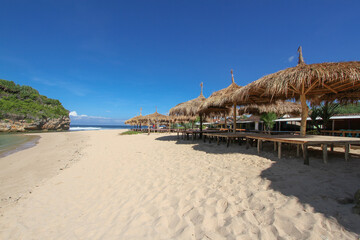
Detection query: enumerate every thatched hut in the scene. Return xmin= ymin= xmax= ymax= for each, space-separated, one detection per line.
xmin=198 ymin=70 xmax=242 ymax=132
xmin=169 ymin=83 xmax=207 ymax=132
xmin=125 ymin=108 xmax=144 ymax=128
xmin=232 ymin=47 xmax=360 ymax=136
xmin=140 ymin=108 xmax=170 ymax=134
xmin=238 ymin=101 xmax=301 ymax=116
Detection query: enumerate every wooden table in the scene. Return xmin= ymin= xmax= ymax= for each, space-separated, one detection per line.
xmin=182 ymin=130 xmax=222 ymax=141
xmin=203 ymin=132 xmax=257 ymax=147
xmin=246 ymin=134 xmax=360 ymax=165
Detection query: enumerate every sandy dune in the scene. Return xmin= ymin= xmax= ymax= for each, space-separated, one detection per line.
xmin=0 ymin=130 xmax=359 ymax=239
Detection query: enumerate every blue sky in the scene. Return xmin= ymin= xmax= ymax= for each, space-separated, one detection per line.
xmin=1 ymin=1 xmax=359 ymax=124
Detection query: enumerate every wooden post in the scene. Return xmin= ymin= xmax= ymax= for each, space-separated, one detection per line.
xmin=246 ymin=138 xmax=250 ymax=149
xmin=296 ymin=144 xmax=300 ymax=157
xmin=322 ymin=144 xmax=328 ymax=164
xmin=227 ymin=137 xmax=230 ymax=147
xmin=278 ymin=142 xmax=282 ymax=159
xmin=217 ymin=137 xmax=220 ymax=145
xmin=300 ymin=94 xmax=308 ymax=136
xmin=273 ymin=142 xmax=277 ymax=151
xmin=345 ymin=144 xmax=350 ymax=162
xmin=200 ymin=115 xmax=203 ymax=139
xmin=224 ymin=113 xmax=227 ymax=130
xmin=302 ymin=144 xmax=309 ymax=165
xmin=257 ymin=140 xmax=261 ymax=153
xmin=233 ymin=102 xmax=237 ymax=133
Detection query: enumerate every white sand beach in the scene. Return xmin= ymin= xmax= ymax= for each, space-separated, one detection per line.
xmin=0 ymin=129 xmax=359 ymax=239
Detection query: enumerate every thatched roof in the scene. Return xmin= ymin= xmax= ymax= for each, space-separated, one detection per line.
xmin=238 ymin=101 xmax=301 ymax=116
xmin=125 ymin=114 xmax=144 ymax=125
xmin=198 ymin=70 xmax=242 ymax=114
xmin=140 ymin=110 xmax=169 ymax=124
xmin=170 ymin=115 xmax=197 ymax=123
xmin=232 ymin=56 xmax=360 ymax=104
xmin=169 ymin=83 xmax=206 ymax=117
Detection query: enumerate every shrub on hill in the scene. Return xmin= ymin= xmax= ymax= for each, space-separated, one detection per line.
xmin=0 ymin=79 xmax=69 ymax=120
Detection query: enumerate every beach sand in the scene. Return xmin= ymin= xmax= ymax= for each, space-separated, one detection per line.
xmin=0 ymin=129 xmax=359 ymax=239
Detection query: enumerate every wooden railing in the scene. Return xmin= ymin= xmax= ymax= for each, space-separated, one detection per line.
xmin=320 ymin=130 xmax=360 ymax=137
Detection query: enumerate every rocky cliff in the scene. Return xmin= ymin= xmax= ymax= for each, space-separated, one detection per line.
xmin=0 ymin=116 xmax=70 ymax=132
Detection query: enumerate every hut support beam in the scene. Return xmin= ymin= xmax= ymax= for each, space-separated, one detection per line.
xmin=200 ymin=115 xmax=203 ymax=139
xmin=300 ymin=94 xmax=308 ymax=136
xmin=233 ymin=102 xmax=237 ymax=133
xmin=224 ymin=113 xmax=227 ymax=130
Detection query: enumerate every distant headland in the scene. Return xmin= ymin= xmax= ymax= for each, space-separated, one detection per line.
xmin=0 ymin=79 xmax=70 ymax=132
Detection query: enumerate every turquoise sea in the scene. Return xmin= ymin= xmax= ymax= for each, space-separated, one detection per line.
xmin=0 ymin=134 xmax=39 ymax=158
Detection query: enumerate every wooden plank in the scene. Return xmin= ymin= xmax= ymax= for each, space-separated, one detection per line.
xmin=322 ymin=144 xmax=328 ymax=164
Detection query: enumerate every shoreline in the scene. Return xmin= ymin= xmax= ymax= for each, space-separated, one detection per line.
xmin=0 ymin=134 xmax=40 ymax=158
xmin=0 ymin=129 xmax=359 ymax=239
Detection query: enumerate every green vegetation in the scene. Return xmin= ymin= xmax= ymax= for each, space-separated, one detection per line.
xmin=310 ymin=102 xmax=339 ymax=131
xmin=260 ymin=112 xmax=277 ymax=131
xmin=336 ymin=103 xmax=360 ymax=114
xmin=120 ymin=130 xmax=143 ymax=135
xmin=0 ymin=79 xmax=69 ymax=120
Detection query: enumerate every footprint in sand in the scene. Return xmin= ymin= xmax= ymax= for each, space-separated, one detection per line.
xmin=216 ymin=199 xmax=228 ymax=214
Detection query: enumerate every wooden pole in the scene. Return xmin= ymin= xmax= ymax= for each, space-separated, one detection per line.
xmin=200 ymin=115 xmax=203 ymax=138
xmin=300 ymin=94 xmax=308 ymax=136
xmin=233 ymin=102 xmax=237 ymax=133
xmin=224 ymin=113 xmax=227 ymax=130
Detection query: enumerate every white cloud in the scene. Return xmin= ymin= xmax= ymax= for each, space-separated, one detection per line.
xmin=288 ymin=55 xmax=295 ymax=62
xmin=69 ymin=111 xmax=88 ymax=117
xmin=69 ymin=111 xmax=78 ymax=117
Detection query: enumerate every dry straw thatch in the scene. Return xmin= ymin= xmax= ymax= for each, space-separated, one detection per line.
xmin=141 ymin=109 xmax=169 ymax=124
xmin=169 ymin=83 xmax=206 ymax=117
xmin=198 ymin=70 xmax=242 ymax=114
xmin=232 ymin=46 xmax=360 ymax=136
xmin=238 ymin=101 xmax=301 ymax=116
xmin=125 ymin=108 xmax=144 ymax=125
xmin=198 ymin=70 xmax=242 ymax=132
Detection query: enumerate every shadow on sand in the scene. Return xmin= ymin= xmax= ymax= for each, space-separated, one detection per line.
xmin=156 ymin=135 xmax=360 ymax=234
xmin=155 ymin=135 xmax=250 ymax=154
xmin=260 ymin=148 xmax=360 ymax=234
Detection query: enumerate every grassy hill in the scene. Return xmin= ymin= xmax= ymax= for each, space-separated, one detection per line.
xmin=0 ymin=79 xmax=69 ymax=120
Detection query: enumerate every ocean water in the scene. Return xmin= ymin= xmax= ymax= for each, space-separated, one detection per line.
xmin=0 ymin=134 xmax=40 ymax=158
xmin=69 ymin=125 xmax=135 ymax=131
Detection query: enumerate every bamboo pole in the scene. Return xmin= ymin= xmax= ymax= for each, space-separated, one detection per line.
xmin=200 ymin=115 xmax=203 ymax=138
xmin=233 ymin=102 xmax=237 ymax=133
xmin=300 ymin=94 xmax=308 ymax=136
xmin=224 ymin=113 xmax=227 ymax=130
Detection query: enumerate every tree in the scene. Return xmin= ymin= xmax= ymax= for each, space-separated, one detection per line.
xmin=310 ymin=102 xmax=339 ymax=132
xmin=260 ymin=112 xmax=277 ymax=131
